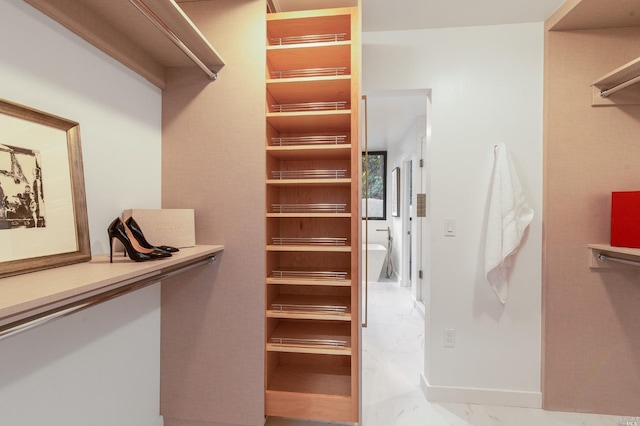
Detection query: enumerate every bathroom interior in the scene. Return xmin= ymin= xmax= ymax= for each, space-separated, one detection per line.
xmin=361 ymin=90 xmax=428 ymax=309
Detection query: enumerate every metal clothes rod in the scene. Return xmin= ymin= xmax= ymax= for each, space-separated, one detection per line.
xmin=599 ymin=74 xmax=640 ymax=98
xmin=0 ymin=254 xmax=216 ymax=342
xmin=597 ymin=253 xmax=640 ymax=267
xmin=129 ymin=0 xmax=218 ymax=81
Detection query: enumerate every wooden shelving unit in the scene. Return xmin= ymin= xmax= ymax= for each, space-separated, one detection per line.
xmin=264 ymin=7 xmax=360 ymax=423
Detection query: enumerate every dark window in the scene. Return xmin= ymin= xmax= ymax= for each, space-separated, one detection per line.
xmin=362 ymin=151 xmax=387 ymax=220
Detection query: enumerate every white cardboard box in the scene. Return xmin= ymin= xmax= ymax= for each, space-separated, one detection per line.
xmin=122 ymin=209 xmax=195 ymax=248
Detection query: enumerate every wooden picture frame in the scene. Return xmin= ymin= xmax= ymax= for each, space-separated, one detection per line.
xmin=0 ymin=99 xmax=90 ymax=278
xmin=391 ymin=166 xmax=400 ymax=217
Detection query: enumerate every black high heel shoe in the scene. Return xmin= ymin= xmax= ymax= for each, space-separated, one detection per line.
xmin=125 ymin=217 xmax=180 ymax=253
xmin=107 ymin=217 xmax=173 ymax=263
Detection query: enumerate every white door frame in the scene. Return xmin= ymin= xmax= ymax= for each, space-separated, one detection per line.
xmin=401 ymin=158 xmax=414 ymax=288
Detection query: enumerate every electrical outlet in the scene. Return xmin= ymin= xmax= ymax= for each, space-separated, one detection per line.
xmin=444 ymin=328 xmax=455 ymax=348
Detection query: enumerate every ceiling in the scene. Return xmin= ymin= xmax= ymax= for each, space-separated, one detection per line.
xmin=273 ymin=0 xmax=566 ymax=32
xmin=271 ymin=0 xmax=567 ymax=150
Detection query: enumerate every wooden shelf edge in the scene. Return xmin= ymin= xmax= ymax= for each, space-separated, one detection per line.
xmin=266 ymin=144 xmax=352 ymax=152
xmin=588 ymin=243 xmax=640 ymax=268
xmin=545 ymin=0 xmax=640 ymax=31
xmin=592 ymin=57 xmax=640 ymax=87
xmin=265 ymin=389 xmax=355 ymax=423
xmin=267 ymin=6 xmax=358 ymax=21
xmin=266 ymin=278 xmax=352 ymax=287
xmin=267 ymin=309 xmax=351 ymax=321
xmin=544 ymin=0 xmax=582 ymax=31
xmin=267 ymin=110 xmax=352 ymax=119
xmin=266 ymin=213 xmax=352 ymax=218
xmin=266 ymin=145 xmax=352 ymax=161
xmin=267 ymin=75 xmax=351 ymax=85
xmin=266 ymin=343 xmax=351 ymax=356
xmin=24 ymin=0 xmax=225 ymax=89
xmin=266 ymin=179 xmax=352 ymax=186
xmin=267 ymin=40 xmax=351 ymax=51
xmin=0 ymin=245 xmax=224 ymax=327
xmin=590 ymin=57 xmax=640 ymax=106
xmin=266 ymin=245 xmax=351 ymax=252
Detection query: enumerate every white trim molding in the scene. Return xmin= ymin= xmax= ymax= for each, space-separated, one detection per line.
xmin=420 ymin=374 xmax=542 ymax=409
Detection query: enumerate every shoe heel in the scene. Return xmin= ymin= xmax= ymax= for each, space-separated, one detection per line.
xmin=107 ymin=217 xmax=172 ymax=263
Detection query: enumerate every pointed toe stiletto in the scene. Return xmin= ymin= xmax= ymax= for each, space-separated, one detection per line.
xmin=125 ymin=216 xmax=180 ymax=253
xmin=107 ymin=217 xmax=173 ymax=263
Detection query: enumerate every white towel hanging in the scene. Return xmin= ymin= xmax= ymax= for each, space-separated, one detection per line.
xmin=484 ymin=143 xmax=533 ymax=304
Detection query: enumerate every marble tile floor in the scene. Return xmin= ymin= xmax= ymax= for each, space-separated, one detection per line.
xmin=265 ymin=280 xmax=628 ymax=426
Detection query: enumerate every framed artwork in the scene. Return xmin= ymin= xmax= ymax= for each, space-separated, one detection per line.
xmin=0 ymin=98 xmax=90 ymax=278
xmin=391 ymin=166 xmax=400 ymax=217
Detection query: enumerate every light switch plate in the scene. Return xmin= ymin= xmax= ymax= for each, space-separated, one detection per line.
xmin=444 ymin=217 xmax=456 ymax=236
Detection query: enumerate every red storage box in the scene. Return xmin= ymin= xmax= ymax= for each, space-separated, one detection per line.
xmin=611 ymin=191 xmax=640 ymax=248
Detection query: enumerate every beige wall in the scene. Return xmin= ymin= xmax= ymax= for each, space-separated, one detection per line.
xmin=543 ymin=26 xmax=640 ymax=415
xmin=160 ymin=1 xmax=266 ymax=425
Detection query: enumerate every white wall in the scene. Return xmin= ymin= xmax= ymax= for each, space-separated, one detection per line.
xmin=0 ymin=1 xmax=163 ymax=424
xmin=363 ymin=23 xmax=543 ymax=406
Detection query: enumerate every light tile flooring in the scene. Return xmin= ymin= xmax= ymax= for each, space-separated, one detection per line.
xmin=266 ymin=280 xmax=629 ymax=426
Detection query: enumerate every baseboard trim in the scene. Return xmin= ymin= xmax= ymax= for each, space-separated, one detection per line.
xmin=420 ymin=374 xmax=542 ymax=408
xmin=412 ymin=298 xmax=426 ymax=319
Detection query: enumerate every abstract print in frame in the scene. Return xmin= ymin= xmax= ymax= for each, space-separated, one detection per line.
xmin=0 ymin=98 xmax=90 ymax=278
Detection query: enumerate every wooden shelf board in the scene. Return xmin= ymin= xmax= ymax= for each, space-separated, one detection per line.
xmin=267 ymin=76 xmax=351 ymax=104
xmin=267 ymin=43 xmax=351 ymax=73
xmin=588 ymin=243 xmax=640 ymax=268
xmin=266 ymin=144 xmax=351 ymax=160
xmin=24 ymin=0 xmax=225 ymax=88
xmin=266 ymin=213 xmax=352 ymax=218
xmin=267 ymin=294 xmax=351 ymax=321
xmin=593 ymin=57 xmax=640 ymax=88
xmin=267 ymin=9 xmax=352 ymax=40
xmin=266 ymin=386 xmax=353 ymax=422
xmin=266 ymin=178 xmax=352 ymax=187
xmin=0 ymin=245 xmax=224 ymax=327
xmin=266 ymin=245 xmax=352 ymax=253
xmin=267 ymin=110 xmax=352 ymax=133
xmin=266 ymin=277 xmax=352 ymax=287
xmin=267 ymin=311 xmax=350 ymax=321
xmin=591 ymin=56 xmax=640 ymax=106
xmin=589 ymin=243 xmax=640 ymax=256
xmin=268 ymin=320 xmax=352 ymax=355
xmin=267 ymin=343 xmax=351 ymax=356
xmin=546 ymin=0 xmax=640 ymax=31
xmin=266 ymin=364 xmax=351 ymax=395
